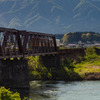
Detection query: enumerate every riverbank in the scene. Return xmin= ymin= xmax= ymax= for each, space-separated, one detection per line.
xmin=74 ymin=65 xmax=100 ymax=80
xmin=27 ymin=46 xmax=100 ymax=81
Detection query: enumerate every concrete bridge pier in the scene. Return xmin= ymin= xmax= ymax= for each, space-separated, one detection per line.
xmin=40 ymin=55 xmax=61 ymax=68
xmin=0 ymin=58 xmax=29 ymax=89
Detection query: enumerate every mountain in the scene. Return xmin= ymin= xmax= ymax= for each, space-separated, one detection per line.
xmin=0 ymin=0 xmax=100 ymax=34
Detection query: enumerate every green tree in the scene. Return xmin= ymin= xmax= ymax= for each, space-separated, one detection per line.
xmin=85 ymin=46 xmax=97 ymax=60
xmin=81 ymin=33 xmax=87 ymax=42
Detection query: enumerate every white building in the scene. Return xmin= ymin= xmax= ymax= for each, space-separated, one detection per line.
xmin=56 ymin=39 xmax=60 ymax=47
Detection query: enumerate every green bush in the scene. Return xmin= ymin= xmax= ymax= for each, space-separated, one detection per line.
xmin=85 ymin=46 xmax=97 ymax=56
xmin=0 ymin=87 xmax=29 ymax=100
xmin=85 ymin=46 xmax=99 ymax=61
xmin=62 ymin=58 xmax=74 ymax=69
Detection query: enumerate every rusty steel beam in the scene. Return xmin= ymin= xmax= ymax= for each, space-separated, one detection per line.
xmin=1 ymin=32 xmax=9 ymax=56
xmin=0 ymin=27 xmax=57 ymax=59
xmin=16 ymin=31 xmax=23 ymax=54
xmin=0 ymin=27 xmax=54 ymax=37
xmin=53 ymin=35 xmax=57 ymax=51
xmin=0 ymin=27 xmax=17 ymax=33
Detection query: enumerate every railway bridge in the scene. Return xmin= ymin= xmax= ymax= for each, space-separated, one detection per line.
xmin=0 ymin=27 xmax=60 ymax=88
xmin=0 ymin=27 xmax=57 ymax=59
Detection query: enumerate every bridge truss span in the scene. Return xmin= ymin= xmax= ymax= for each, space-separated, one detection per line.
xmin=0 ymin=27 xmax=57 ymax=59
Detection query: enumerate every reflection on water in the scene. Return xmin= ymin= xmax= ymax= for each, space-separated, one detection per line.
xmin=15 ymin=81 xmax=100 ymax=100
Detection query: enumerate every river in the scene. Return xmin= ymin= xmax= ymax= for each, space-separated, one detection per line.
xmin=17 ymin=81 xmax=100 ymax=100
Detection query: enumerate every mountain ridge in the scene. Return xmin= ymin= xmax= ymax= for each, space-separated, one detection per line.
xmin=0 ymin=0 xmax=100 ymax=34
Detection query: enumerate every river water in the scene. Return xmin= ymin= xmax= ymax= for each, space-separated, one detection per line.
xmin=19 ymin=81 xmax=100 ymax=100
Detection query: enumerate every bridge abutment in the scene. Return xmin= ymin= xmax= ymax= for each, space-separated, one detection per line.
xmin=0 ymin=58 xmax=29 ymax=89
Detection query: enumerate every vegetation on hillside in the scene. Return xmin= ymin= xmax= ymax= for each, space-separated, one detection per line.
xmin=62 ymin=32 xmax=100 ymax=44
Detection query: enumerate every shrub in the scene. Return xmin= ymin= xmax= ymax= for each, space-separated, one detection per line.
xmin=0 ymin=87 xmax=29 ymax=100
xmin=85 ymin=46 xmax=96 ymax=56
xmin=85 ymin=46 xmax=98 ymax=61
xmin=0 ymin=87 xmax=21 ymax=100
xmin=62 ymin=58 xmax=74 ymax=69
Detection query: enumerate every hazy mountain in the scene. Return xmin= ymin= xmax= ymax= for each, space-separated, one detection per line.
xmin=0 ymin=0 xmax=100 ymax=34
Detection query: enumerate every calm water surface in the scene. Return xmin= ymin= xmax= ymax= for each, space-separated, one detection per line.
xmin=20 ymin=81 xmax=100 ymax=100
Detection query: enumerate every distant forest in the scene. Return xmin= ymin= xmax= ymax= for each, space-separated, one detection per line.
xmin=55 ymin=32 xmax=100 ymax=44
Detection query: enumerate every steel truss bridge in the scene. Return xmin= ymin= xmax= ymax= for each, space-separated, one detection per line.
xmin=0 ymin=27 xmax=57 ymax=59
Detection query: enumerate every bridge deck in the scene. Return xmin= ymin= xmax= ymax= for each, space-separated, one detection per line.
xmin=0 ymin=52 xmax=57 ymax=59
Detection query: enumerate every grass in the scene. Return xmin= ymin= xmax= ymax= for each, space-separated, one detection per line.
xmin=73 ymin=47 xmax=100 ymax=78
xmin=74 ymin=64 xmax=100 ymax=78
xmin=59 ymin=47 xmax=68 ymax=49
